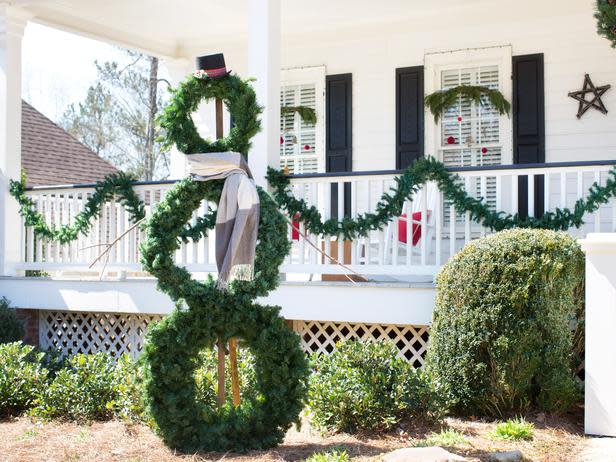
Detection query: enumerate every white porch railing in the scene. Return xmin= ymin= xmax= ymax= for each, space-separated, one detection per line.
xmin=18 ymin=160 xmax=616 ymax=278
xmin=19 ymin=180 xmax=217 ymax=274
xmin=282 ymin=160 xmax=616 ymax=277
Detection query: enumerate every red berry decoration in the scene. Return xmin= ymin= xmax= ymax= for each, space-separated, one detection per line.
xmin=280 ymin=136 xmax=284 ymax=145
xmin=457 ymin=116 xmax=462 ymax=122
xmin=481 ymin=147 xmax=488 ymax=154
xmin=303 ymin=144 xmax=311 ymax=151
xmin=447 ymin=136 xmax=456 ymax=145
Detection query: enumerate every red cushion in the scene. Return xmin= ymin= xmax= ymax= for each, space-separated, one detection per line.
xmin=397 ymin=211 xmax=424 ymax=246
xmin=291 ymin=213 xmax=301 ymax=241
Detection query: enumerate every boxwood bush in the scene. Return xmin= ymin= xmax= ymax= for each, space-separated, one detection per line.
xmin=308 ymin=340 xmax=444 ymax=433
xmin=426 ymin=229 xmax=584 ymax=416
xmin=33 ymin=352 xmax=144 ymax=422
xmin=0 ymin=297 xmax=24 ymax=344
xmin=0 ymin=342 xmax=47 ymax=416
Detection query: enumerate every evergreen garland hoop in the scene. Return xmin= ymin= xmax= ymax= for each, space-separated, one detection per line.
xmin=424 ymin=85 xmax=511 ymax=122
xmin=140 ymin=73 xmax=309 ymax=452
xmin=140 ymin=178 xmax=308 ymax=452
xmin=159 ymin=74 xmax=262 ymax=155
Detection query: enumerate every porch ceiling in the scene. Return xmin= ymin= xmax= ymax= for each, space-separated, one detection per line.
xmin=15 ymin=0 xmax=502 ymax=59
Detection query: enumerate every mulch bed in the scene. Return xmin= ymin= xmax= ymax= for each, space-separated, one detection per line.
xmin=0 ymin=410 xmax=586 ymax=462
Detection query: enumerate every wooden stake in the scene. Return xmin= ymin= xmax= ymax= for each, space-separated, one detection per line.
xmin=214 ymin=97 xmax=241 ymax=407
xmin=229 ymin=338 xmax=241 ymax=407
xmin=215 ymin=98 xmax=224 ymax=140
xmin=216 ymin=339 xmax=226 ymax=408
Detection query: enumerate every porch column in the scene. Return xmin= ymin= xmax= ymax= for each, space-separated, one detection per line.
xmin=247 ymin=0 xmax=281 ymax=187
xmin=164 ymin=58 xmax=192 ymax=179
xmin=580 ymin=233 xmax=616 ymax=437
xmin=0 ymin=6 xmax=27 ymax=276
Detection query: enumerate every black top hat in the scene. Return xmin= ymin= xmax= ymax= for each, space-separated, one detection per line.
xmin=194 ymin=53 xmax=231 ymax=79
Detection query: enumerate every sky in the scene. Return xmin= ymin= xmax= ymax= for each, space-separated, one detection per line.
xmin=22 ymin=22 xmax=127 ymax=122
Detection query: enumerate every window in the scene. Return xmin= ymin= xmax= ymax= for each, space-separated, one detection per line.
xmin=424 ymin=46 xmax=512 ymax=225
xmin=280 ymin=84 xmax=318 ymax=173
xmin=440 ymin=66 xmax=502 ymax=212
xmin=440 ymin=66 xmax=502 ymax=169
xmin=280 ymin=67 xmax=325 ymax=174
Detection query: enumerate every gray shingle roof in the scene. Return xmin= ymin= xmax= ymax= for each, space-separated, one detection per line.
xmin=21 ymin=101 xmax=118 ymax=187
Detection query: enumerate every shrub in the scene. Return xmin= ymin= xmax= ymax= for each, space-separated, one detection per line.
xmin=107 ymin=354 xmax=145 ymax=422
xmin=0 ymin=342 xmax=47 ymax=416
xmin=308 ymin=340 xmax=444 ymax=433
xmin=33 ymin=353 xmax=143 ymax=421
xmin=0 ymin=297 xmax=24 ymax=344
xmin=426 ymin=229 xmax=583 ymax=416
xmin=490 ymin=418 xmax=534 ymax=441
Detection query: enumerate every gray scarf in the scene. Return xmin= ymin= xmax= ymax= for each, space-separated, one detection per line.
xmin=187 ymin=152 xmax=260 ymax=289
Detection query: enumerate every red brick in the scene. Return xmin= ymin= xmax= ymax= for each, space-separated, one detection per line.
xmin=14 ymin=309 xmax=39 ymax=347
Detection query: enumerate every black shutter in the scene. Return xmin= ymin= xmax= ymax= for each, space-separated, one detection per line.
xmin=396 ymin=66 xmax=424 ymax=169
xmin=326 ymin=73 xmax=352 ymax=218
xmin=513 ymin=53 xmax=545 ymax=218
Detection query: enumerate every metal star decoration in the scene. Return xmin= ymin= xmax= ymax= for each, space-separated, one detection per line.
xmin=568 ymin=74 xmax=611 ymax=119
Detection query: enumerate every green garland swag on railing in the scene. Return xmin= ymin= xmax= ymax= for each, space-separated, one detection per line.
xmin=267 ymin=157 xmax=616 ymax=240
xmin=9 ymin=172 xmax=145 ymax=244
xmin=424 ymin=85 xmax=511 ymax=122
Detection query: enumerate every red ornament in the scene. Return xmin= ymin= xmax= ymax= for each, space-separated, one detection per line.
xmin=481 ymin=147 xmax=488 ymax=154
xmin=280 ymin=136 xmax=284 ymax=145
xmin=457 ymin=116 xmax=462 ymax=122
xmin=303 ymin=144 xmax=311 ymax=151
xmin=447 ymin=136 xmax=456 ymax=145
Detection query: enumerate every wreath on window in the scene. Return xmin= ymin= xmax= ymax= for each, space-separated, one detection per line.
xmin=424 ymin=85 xmax=511 ymax=122
xmin=142 ymin=73 xmax=309 ymax=452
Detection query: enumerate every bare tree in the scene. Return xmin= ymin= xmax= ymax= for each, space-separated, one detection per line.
xmin=61 ymin=51 xmax=169 ymax=180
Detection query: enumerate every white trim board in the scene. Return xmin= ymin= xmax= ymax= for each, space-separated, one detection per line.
xmin=0 ymin=277 xmax=434 ymax=326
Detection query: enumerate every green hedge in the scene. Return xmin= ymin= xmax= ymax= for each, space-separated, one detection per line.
xmin=33 ymin=353 xmax=143 ymax=422
xmin=308 ymin=340 xmax=444 ymax=432
xmin=0 ymin=343 xmax=144 ymax=422
xmin=0 ymin=297 xmax=24 ymax=344
xmin=0 ymin=342 xmax=47 ymax=416
xmin=426 ymin=229 xmax=584 ymax=416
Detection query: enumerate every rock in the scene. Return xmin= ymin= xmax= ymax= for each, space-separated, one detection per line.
xmin=382 ymin=446 xmax=467 ymax=462
xmin=486 ymin=450 xmax=523 ymax=462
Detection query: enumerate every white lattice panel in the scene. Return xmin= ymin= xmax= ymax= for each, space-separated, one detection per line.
xmin=296 ymin=320 xmax=429 ymax=367
xmin=39 ymin=311 xmax=163 ymax=358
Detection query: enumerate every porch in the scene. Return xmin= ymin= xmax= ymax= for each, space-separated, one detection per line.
xmin=12 ymin=159 xmax=616 ymax=279
xmin=0 ymin=0 xmax=614 ymax=366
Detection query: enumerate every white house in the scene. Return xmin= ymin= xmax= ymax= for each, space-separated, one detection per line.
xmin=1 ymin=0 xmax=616 ymax=371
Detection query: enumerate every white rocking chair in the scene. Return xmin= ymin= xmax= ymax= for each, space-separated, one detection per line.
xmin=383 ymin=183 xmax=438 ymax=265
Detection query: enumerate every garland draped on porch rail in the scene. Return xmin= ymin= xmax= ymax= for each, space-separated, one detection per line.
xmin=10 ymin=158 xmax=616 ymax=244
xmin=266 ymin=157 xmax=616 ymax=240
xmin=9 ymin=172 xmax=145 ymax=244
